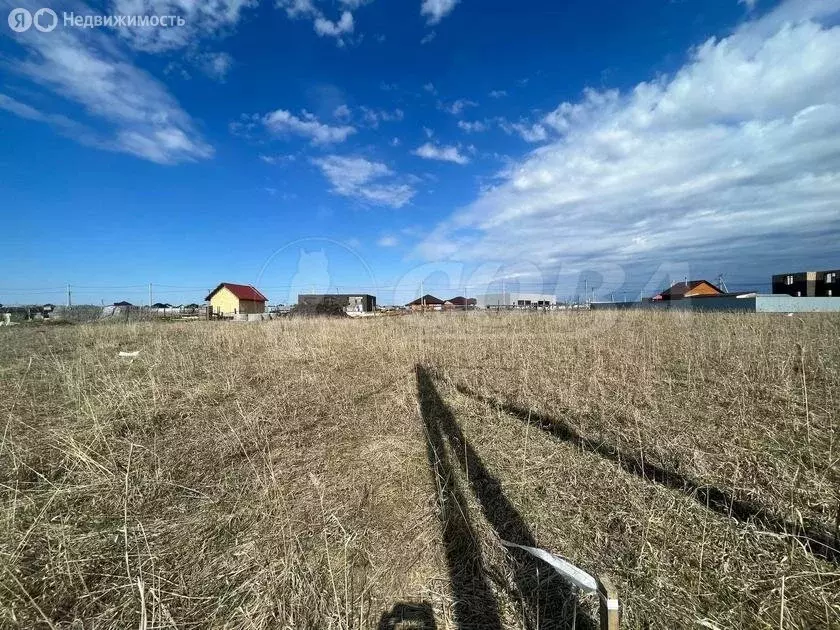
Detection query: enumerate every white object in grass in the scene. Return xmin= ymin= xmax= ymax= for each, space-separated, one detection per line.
xmin=500 ymin=539 xmax=598 ymax=593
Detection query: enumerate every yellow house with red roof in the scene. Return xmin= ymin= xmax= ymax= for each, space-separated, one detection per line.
xmin=205 ymin=283 xmax=267 ymax=316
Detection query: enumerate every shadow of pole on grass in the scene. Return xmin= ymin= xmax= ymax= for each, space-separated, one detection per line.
xmin=436 ymin=371 xmax=840 ymax=566
xmin=417 ymin=365 xmax=593 ymax=630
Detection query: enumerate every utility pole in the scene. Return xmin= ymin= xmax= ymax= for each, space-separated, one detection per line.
xmin=718 ymin=274 xmax=728 ymax=293
xmin=502 ymin=278 xmax=506 ymax=310
xmin=149 ymin=283 xmax=153 ymax=308
xmin=584 ymin=278 xmax=588 ymax=304
xmin=66 ymin=284 xmax=71 ymax=308
xmin=421 ymin=280 xmax=424 ymax=311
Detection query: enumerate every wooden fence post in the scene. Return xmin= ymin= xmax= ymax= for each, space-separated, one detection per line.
xmin=597 ymin=575 xmax=619 ymax=630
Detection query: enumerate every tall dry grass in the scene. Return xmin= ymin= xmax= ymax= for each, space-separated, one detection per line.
xmin=0 ymin=311 xmax=838 ymax=629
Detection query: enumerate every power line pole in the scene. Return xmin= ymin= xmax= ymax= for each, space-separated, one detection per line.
xmin=149 ymin=282 xmax=153 ymax=308
xmin=584 ymin=278 xmax=588 ymax=305
xmin=66 ymin=284 xmax=71 ymax=308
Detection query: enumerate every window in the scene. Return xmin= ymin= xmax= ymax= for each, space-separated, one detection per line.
xmin=826 ymin=272 xmax=836 ymax=284
xmin=785 ymin=275 xmax=794 ymax=285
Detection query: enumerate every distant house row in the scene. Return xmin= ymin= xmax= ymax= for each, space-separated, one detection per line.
xmin=651 ymin=268 xmax=839 ymax=302
xmin=206 ymin=286 xmax=379 ymax=316
xmin=405 ymin=295 xmax=478 ymax=311
xmin=50 ymin=266 xmax=836 ymax=320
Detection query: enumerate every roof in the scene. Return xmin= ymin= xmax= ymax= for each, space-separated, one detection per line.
xmin=406 ymin=294 xmax=444 ymax=306
xmin=298 ymin=294 xmax=376 ymax=300
xmin=205 ymin=283 xmax=267 ymax=302
xmin=113 ymin=301 xmax=133 ymax=307
xmin=654 ymin=280 xmax=722 ymax=300
xmin=445 ymin=296 xmax=477 ymax=306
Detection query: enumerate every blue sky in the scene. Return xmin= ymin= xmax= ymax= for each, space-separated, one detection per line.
xmin=2 ymin=0 xmax=839 ymax=306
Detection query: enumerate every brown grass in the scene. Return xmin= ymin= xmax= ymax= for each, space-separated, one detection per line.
xmin=1 ymin=311 xmax=838 ymax=629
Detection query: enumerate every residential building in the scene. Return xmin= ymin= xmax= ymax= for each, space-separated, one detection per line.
xmin=772 ymin=269 xmax=840 ymax=297
xmin=205 ymin=283 xmax=267 ymax=316
xmin=406 ymin=295 xmax=445 ymax=311
xmin=443 ymin=296 xmax=477 ymax=310
xmin=297 ymin=294 xmax=377 ymax=313
xmin=475 ymin=293 xmax=556 ymax=308
xmin=651 ymin=280 xmax=723 ymax=301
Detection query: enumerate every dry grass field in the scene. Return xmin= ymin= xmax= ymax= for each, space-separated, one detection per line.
xmin=1 ymin=311 xmax=838 ymax=629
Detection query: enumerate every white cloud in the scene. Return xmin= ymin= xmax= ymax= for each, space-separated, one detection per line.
xmin=163 ymin=51 xmax=234 ymax=82
xmin=276 ymin=0 xmax=316 ymax=17
xmin=516 ymin=124 xmax=547 ymax=142
xmin=194 ymin=52 xmax=234 ymax=81
xmin=262 ymin=109 xmax=356 ymax=144
xmin=0 ymin=94 xmax=76 ymax=131
xmin=421 ymin=0 xmax=460 ymax=24
xmin=333 ymin=104 xmax=352 ymax=120
xmin=329 ymin=104 xmax=404 ymax=127
xmin=423 ymin=82 xmax=437 ymax=94
xmin=416 ymin=0 xmax=840 ymax=276
xmin=440 ymin=98 xmax=478 ymax=115
xmin=458 ymin=120 xmax=487 ymax=133
xmin=276 ymin=0 xmax=360 ymax=44
xmin=489 ymin=90 xmax=507 ymax=98
xmin=314 ymin=11 xmax=354 ymax=37
xmin=377 ymin=235 xmax=399 ymax=247
xmin=413 ymin=143 xmax=470 ymax=165
xmin=421 ymin=31 xmax=437 ymax=44
xmin=312 ymin=155 xmax=416 ymax=207
xmin=496 ymin=118 xmax=548 ymax=142
xmin=740 ymin=0 xmax=758 ymax=9
xmin=111 ymin=0 xmax=256 ymax=52
xmin=359 ymin=106 xmax=404 ymax=127
xmin=3 ymin=16 xmax=212 ymax=164
xmin=259 ymin=153 xmax=296 ymax=164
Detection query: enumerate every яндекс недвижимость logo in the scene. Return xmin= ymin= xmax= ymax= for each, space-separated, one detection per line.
xmin=8 ymin=7 xmax=58 ymax=32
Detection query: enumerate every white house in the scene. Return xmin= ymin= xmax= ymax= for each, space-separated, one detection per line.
xmin=475 ymin=292 xmax=556 ymax=308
